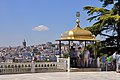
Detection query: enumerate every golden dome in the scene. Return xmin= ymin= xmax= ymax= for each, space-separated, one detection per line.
xmin=60 ymin=12 xmax=95 ymax=41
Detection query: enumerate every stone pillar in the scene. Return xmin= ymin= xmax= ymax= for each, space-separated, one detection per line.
xmin=67 ymin=57 xmax=70 ymax=72
xmin=67 ymin=41 xmax=70 ymax=72
xmin=31 ymin=62 xmax=35 ymax=73
xmin=56 ymin=55 xmax=60 ymax=62
xmin=97 ymin=57 xmax=100 ymax=68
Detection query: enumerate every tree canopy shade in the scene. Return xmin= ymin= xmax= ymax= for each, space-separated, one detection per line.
xmin=84 ymin=0 xmax=120 ymax=51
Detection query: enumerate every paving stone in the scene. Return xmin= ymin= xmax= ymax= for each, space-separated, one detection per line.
xmin=0 ymin=72 xmax=120 ymax=80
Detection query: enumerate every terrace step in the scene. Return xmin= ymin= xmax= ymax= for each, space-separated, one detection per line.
xmin=70 ymin=68 xmax=101 ymax=72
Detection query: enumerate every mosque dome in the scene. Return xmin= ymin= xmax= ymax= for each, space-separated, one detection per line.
xmin=60 ymin=12 xmax=95 ymax=41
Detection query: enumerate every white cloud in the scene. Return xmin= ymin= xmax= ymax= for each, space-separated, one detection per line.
xmin=32 ymin=25 xmax=49 ymax=31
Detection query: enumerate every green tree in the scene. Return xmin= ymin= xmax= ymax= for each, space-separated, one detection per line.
xmin=84 ymin=0 xmax=120 ymax=51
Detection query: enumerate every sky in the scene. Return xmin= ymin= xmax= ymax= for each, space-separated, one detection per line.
xmin=0 ymin=0 xmax=103 ymax=47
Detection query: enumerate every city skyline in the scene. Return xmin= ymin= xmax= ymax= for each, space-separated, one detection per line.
xmin=0 ymin=0 xmax=103 ymax=47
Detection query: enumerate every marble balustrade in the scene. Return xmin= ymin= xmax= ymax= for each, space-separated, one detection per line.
xmin=0 ymin=58 xmax=69 ymax=74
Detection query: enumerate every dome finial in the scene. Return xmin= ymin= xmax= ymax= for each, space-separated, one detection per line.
xmin=76 ymin=11 xmax=80 ymax=18
xmin=76 ymin=11 xmax=80 ymax=28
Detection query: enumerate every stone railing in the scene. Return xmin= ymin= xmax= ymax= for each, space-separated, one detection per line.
xmin=57 ymin=57 xmax=70 ymax=72
xmin=34 ymin=62 xmax=58 ymax=72
xmin=0 ymin=62 xmax=58 ymax=74
xmin=0 ymin=58 xmax=69 ymax=74
xmin=0 ymin=63 xmax=32 ymax=74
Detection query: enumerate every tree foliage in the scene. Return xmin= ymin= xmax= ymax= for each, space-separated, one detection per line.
xmin=84 ymin=1 xmax=120 ymax=38
xmin=84 ymin=0 xmax=120 ymax=51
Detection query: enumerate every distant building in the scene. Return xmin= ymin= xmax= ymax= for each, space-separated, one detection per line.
xmin=23 ymin=39 xmax=26 ymax=48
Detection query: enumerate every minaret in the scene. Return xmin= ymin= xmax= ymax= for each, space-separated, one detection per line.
xmin=23 ymin=39 xmax=26 ymax=48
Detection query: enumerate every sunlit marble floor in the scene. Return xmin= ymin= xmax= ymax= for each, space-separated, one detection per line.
xmin=0 ymin=72 xmax=120 ymax=80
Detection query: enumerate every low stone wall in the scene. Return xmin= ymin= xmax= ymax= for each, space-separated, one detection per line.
xmin=0 ymin=58 xmax=69 ymax=74
xmin=34 ymin=62 xmax=58 ymax=72
xmin=0 ymin=63 xmax=32 ymax=74
xmin=0 ymin=62 xmax=62 ymax=74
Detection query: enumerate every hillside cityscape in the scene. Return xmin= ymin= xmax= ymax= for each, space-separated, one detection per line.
xmin=0 ymin=40 xmax=61 ymax=63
